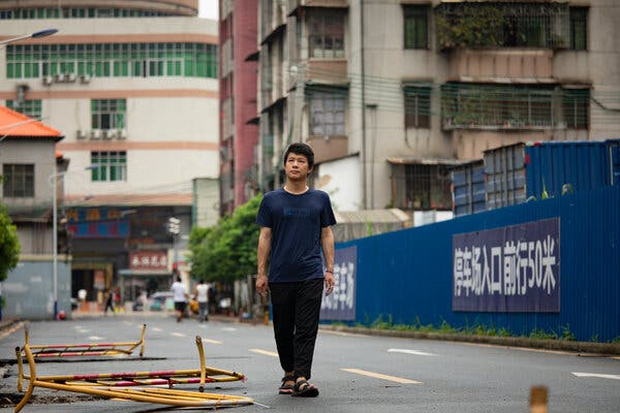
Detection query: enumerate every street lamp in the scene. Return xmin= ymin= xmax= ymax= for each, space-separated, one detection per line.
xmin=51 ymin=165 xmax=96 ymax=320
xmin=51 ymin=171 xmax=64 ymax=320
xmin=0 ymin=29 xmax=58 ymax=48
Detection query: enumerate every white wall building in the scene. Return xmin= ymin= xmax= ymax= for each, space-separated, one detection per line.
xmin=0 ymin=0 xmax=220 ymax=303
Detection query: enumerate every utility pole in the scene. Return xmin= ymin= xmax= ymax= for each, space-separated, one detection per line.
xmin=360 ymin=0 xmax=368 ymax=209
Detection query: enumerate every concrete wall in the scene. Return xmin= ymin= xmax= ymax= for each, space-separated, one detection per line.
xmin=2 ymin=257 xmax=72 ymax=320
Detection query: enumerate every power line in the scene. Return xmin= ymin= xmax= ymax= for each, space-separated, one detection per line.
xmin=276 ymin=65 xmax=620 ymax=124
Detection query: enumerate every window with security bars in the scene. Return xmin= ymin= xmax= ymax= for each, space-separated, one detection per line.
xmin=392 ymin=164 xmax=452 ymax=211
xmin=308 ymin=11 xmax=345 ymax=58
xmin=404 ymin=86 xmax=431 ymax=128
xmin=5 ymin=100 xmax=42 ymax=119
xmin=92 ymin=99 xmax=125 ymax=130
xmin=2 ymin=164 xmax=34 ymax=197
xmin=441 ymin=84 xmax=555 ymax=129
xmin=403 ymin=5 xmax=429 ymax=49
xmin=435 ymin=2 xmax=570 ymax=50
xmin=563 ymin=89 xmax=589 ymax=129
xmin=91 ymin=151 xmax=127 ymax=182
xmin=0 ymin=8 xmax=171 ymax=19
xmin=309 ymin=89 xmax=346 ymax=136
xmin=569 ymin=7 xmax=587 ymax=50
xmin=6 ymin=43 xmax=217 ymax=79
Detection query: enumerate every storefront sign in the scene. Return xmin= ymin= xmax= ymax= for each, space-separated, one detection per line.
xmin=68 ymin=220 xmax=129 ymax=238
xmin=129 ymin=251 xmax=168 ymax=271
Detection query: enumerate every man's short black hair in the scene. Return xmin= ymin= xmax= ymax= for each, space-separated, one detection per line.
xmin=283 ymin=142 xmax=314 ymax=169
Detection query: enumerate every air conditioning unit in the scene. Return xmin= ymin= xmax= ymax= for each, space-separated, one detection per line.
xmin=54 ymin=73 xmax=66 ymax=83
xmin=117 ymin=129 xmax=128 ymax=140
xmin=90 ymin=129 xmax=102 ymax=140
xmin=67 ymin=72 xmax=77 ymax=82
xmin=103 ymin=129 xmax=116 ymax=140
xmin=76 ymin=129 xmax=87 ymax=140
xmin=80 ymin=74 xmax=91 ymax=84
xmin=42 ymin=75 xmax=53 ymax=86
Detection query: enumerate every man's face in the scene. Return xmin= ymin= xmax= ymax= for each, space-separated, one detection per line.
xmin=284 ymin=152 xmax=312 ymax=182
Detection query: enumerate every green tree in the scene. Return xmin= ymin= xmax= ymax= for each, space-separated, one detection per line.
xmin=189 ymin=195 xmax=262 ymax=282
xmin=0 ymin=204 xmax=21 ymax=281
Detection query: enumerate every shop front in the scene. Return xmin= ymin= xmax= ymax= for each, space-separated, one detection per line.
xmin=119 ymin=250 xmax=172 ymax=310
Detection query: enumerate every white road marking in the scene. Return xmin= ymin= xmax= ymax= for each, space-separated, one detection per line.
xmin=123 ymin=321 xmax=132 ymax=326
xmin=222 ymin=327 xmax=237 ymax=332
xmin=152 ymin=327 xmax=162 ymax=332
xmin=201 ymin=338 xmax=223 ymax=345
xmin=341 ymin=368 xmax=422 ymax=384
xmin=388 ymin=348 xmax=437 ymax=356
xmin=171 ymin=332 xmax=186 ymax=337
xmin=572 ymin=372 xmax=620 ymax=380
xmin=249 ymin=348 xmax=279 ymax=357
xmin=87 ymin=336 xmax=103 ymax=341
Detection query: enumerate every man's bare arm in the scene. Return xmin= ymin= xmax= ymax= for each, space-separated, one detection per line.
xmin=321 ymin=226 xmax=335 ymax=295
xmin=256 ymin=226 xmax=272 ymax=296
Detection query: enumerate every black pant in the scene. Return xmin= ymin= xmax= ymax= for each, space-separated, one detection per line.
xmin=269 ymin=278 xmax=323 ymax=381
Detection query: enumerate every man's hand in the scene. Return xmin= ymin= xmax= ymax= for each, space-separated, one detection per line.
xmin=256 ymin=274 xmax=268 ymax=297
xmin=324 ymin=272 xmax=335 ymax=296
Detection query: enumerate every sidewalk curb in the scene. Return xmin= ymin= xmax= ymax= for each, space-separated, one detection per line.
xmin=320 ymin=325 xmax=620 ymax=356
xmin=0 ymin=318 xmax=26 ymax=340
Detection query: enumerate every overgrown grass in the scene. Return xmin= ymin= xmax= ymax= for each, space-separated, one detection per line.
xmin=340 ymin=316 xmax=613 ymax=343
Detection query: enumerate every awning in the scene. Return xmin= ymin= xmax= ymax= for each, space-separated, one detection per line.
xmin=119 ymin=269 xmax=170 ymax=277
xmin=331 ymin=209 xmax=411 ymax=243
xmin=386 ymin=157 xmax=470 ymax=166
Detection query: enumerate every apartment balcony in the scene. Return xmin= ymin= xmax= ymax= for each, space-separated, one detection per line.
xmin=448 ymin=49 xmax=555 ymax=83
xmin=306 ymin=135 xmax=348 ymax=164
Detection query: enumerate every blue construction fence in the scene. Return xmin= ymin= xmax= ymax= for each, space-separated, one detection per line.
xmin=321 ymin=186 xmax=620 ymax=342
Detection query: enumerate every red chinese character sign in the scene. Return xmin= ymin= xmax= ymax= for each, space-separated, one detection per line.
xmin=129 ymin=251 xmax=168 ymax=271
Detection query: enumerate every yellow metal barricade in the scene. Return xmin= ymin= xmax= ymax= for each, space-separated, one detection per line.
xmin=22 ymin=324 xmax=147 ymax=359
xmin=15 ymin=336 xmax=251 ymax=412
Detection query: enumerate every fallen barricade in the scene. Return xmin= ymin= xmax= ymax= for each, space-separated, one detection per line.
xmin=14 ymin=335 xmax=252 ymax=412
xmin=23 ymin=324 xmax=147 ymax=359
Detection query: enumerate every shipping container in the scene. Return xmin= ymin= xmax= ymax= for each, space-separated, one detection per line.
xmin=451 ymin=160 xmax=486 ymax=217
xmin=484 ymin=140 xmax=620 ymax=210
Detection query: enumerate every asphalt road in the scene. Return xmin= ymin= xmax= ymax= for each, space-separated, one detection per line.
xmin=1 ymin=313 xmax=619 ymax=412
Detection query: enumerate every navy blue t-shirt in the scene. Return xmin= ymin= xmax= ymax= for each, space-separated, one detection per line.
xmin=256 ymin=188 xmax=336 ymax=283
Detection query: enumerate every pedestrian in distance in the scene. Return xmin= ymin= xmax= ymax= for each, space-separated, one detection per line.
xmin=256 ymin=142 xmax=336 ymax=398
xmin=194 ymin=279 xmax=209 ymax=322
xmin=171 ymin=275 xmax=189 ymax=322
xmin=103 ymin=288 xmax=115 ymax=315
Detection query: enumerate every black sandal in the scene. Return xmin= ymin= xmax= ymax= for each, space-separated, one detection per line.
xmin=292 ymin=379 xmax=319 ymax=397
xmin=278 ymin=375 xmax=295 ymax=395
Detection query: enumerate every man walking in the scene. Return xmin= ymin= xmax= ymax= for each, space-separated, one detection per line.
xmin=171 ymin=275 xmax=188 ymax=322
xmin=256 ymin=142 xmax=336 ymax=397
xmin=194 ymin=279 xmax=209 ymax=322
